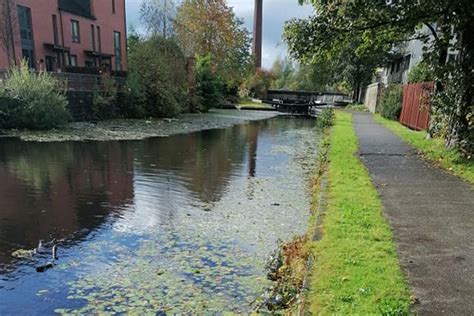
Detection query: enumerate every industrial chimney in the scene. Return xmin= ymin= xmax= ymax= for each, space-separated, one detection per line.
xmin=252 ymin=0 xmax=263 ymax=69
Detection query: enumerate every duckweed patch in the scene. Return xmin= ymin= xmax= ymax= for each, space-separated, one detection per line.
xmin=47 ymin=121 xmax=322 ymax=314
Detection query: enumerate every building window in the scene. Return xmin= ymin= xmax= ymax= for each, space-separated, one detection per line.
xmin=112 ymin=0 xmax=116 ymax=14
xmin=69 ymin=54 xmax=78 ymax=66
xmin=52 ymin=15 xmax=59 ymax=45
xmin=45 ymin=56 xmax=55 ymax=72
xmin=97 ymin=26 xmax=102 ymax=52
xmin=91 ymin=25 xmax=96 ymax=51
xmin=85 ymin=59 xmax=96 ymax=68
xmin=71 ymin=20 xmax=80 ymax=43
xmin=403 ymin=55 xmax=411 ymax=71
xmin=114 ymin=31 xmax=122 ymax=70
xmin=17 ymin=5 xmax=35 ymax=69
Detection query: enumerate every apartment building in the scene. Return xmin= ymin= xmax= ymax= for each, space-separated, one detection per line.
xmin=0 ymin=0 xmax=127 ymax=72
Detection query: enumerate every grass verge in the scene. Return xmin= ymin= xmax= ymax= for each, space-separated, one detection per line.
xmin=373 ymin=115 xmax=473 ymax=184
xmin=306 ymin=111 xmax=411 ymax=314
xmin=238 ymin=98 xmax=273 ymax=109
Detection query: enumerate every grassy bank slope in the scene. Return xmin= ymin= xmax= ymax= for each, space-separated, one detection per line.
xmin=307 ymin=111 xmax=410 ymax=314
xmin=373 ymin=115 xmax=473 ymax=184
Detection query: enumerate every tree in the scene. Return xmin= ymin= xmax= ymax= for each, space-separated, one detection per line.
xmin=0 ymin=0 xmax=17 ymax=67
xmin=285 ymin=0 xmax=474 ymax=153
xmin=140 ymin=0 xmax=176 ymax=38
xmin=174 ymin=0 xmax=252 ymax=86
xmin=270 ymin=56 xmax=295 ymax=89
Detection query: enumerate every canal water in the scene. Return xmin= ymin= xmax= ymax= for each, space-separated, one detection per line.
xmin=0 ymin=116 xmax=320 ymax=314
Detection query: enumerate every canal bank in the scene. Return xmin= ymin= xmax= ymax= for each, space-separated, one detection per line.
xmin=0 ymin=109 xmax=278 ymax=142
xmin=301 ymin=111 xmax=411 ymax=314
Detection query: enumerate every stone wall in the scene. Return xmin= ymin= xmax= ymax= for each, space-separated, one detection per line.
xmin=364 ymin=82 xmax=382 ymax=113
xmin=66 ymin=91 xmax=95 ymax=121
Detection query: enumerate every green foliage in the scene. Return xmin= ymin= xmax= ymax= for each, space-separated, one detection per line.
xmin=346 ymin=103 xmax=369 ymax=112
xmin=270 ymin=56 xmax=342 ymax=93
xmin=284 ymin=5 xmax=398 ymax=99
xmin=245 ymin=69 xmax=274 ymax=99
xmin=430 ymin=69 xmax=474 ymax=155
xmin=284 ymin=0 xmax=474 ymax=152
xmin=128 ymin=35 xmax=187 ymax=117
xmin=316 ymin=108 xmax=335 ymax=129
xmin=270 ymin=56 xmax=295 ymax=89
xmin=92 ymin=78 xmax=118 ymax=120
xmin=0 ymin=61 xmax=69 ymax=129
xmin=308 ymin=111 xmax=410 ymax=314
xmin=407 ymin=61 xmax=434 ymax=83
xmin=377 ymin=85 xmax=403 ymax=120
xmin=116 ymin=72 xmax=147 ymax=118
xmin=174 ymin=0 xmax=252 ymax=90
xmin=195 ymin=55 xmax=223 ymax=112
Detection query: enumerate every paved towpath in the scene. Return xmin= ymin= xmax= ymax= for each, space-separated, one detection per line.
xmin=352 ymin=113 xmax=473 ymax=315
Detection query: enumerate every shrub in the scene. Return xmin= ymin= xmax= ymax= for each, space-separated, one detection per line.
xmin=407 ymin=61 xmax=434 ymax=83
xmin=316 ymin=108 xmax=335 ymax=129
xmin=116 ymin=72 xmax=146 ymax=118
xmin=128 ymin=36 xmax=187 ymax=117
xmin=245 ymin=69 xmax=274 ymax=99
xmin=377 ymin=84 xmax=403 ymax=120
xmin=195 ymin=55 xmax=223 ymax=112
xmin=0 ymin=61 xmax=69 ymax=129
xmin=92 ymin=77 xmax=118 ymax=120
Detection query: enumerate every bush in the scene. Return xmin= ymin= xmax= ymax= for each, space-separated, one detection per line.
xmin=0 ymin=61 xmax=69 ymax=129
xmin=195 ymin=55 xmax=223 ymax=112
xmin=128 ymin=36 xmax=187 ymax=117
xmin=316 ymin=108 xmax=335 ymax=129
xmin=407 ymin=61 xmax=434 ymax=83
xmin=92 ymin=77 xmax=118 ymax=120
xmin=377 ymin=84 xmax=403 ymax=120
xmin=116 ymin=72 xmax=146 ymax=118
xmin=245 ymin=69 xmax=275 ymax=99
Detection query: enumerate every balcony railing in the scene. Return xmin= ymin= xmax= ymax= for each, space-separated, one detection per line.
xmin=0 ymin=69 xmax=127 ymax=91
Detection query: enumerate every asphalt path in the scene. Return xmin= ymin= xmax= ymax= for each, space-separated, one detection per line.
xmin=353 ymin=113 xmax=474 ymax=315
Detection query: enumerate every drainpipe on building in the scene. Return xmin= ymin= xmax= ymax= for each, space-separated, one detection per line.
xmin=59 ymin=10 xmax=66 ymax=71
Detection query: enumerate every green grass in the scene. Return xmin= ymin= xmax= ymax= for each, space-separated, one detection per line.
xmin=373 ymin=115 xmax=474 ymax=184
xmin=238 ymin=98 xmax=273 ymax=109
xmin=346 ymin=103 xmax=369 ymax=112
xmin=307 ymin=111 xmax=411 ymax=315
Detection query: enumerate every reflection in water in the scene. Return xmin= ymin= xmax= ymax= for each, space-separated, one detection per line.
xmin=0 ymin=141 xmax=134 ymax=266
xmin=0 ymin=117 xmax=318 ymax=314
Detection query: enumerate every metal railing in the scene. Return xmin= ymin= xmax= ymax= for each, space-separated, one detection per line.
xmin=0 ymin=69 xmax=127 ymax=91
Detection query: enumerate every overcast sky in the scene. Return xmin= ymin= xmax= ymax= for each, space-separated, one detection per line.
xmin=125 ymin=0 xmax=313 ymax=68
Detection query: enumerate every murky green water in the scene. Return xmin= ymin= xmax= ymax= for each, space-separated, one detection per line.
xmin=0 ymin=116 xmax=319 ymax=314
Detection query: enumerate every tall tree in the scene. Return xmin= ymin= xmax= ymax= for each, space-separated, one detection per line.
xmin=140 ymin=0 xmax=176 ymax=38
xmin=174 ymin=0 xmax=252 ymax=86
xmin=285 ymin=0 xmax=474 ymax=153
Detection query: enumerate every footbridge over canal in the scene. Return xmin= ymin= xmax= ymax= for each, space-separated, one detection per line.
xmin=263 ymin=89 xmax=352 ymax=116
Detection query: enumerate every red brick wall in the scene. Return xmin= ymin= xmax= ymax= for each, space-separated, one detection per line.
xmin=0 ymin=0 xmax=127 ymax=71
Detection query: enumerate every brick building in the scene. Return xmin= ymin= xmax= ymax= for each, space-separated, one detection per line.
xmin=0 ymin=0 xmax=127 ymax=72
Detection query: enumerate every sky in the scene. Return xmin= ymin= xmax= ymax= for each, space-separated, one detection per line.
xmin=125 ymin=0 xmax=314 ymax=69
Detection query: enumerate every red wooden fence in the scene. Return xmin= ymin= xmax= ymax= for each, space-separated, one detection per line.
xmin=399 ymin=82 xmax=434 ymax=131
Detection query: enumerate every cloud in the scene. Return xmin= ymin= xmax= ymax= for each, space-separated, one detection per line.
xmin=126 ymin=0 xmax=313 ymax=68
